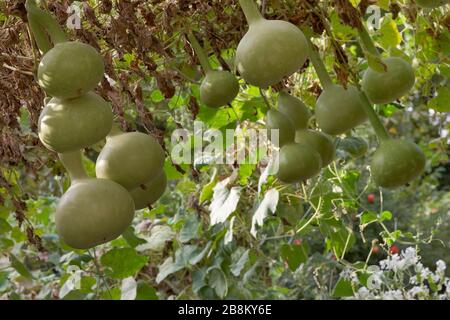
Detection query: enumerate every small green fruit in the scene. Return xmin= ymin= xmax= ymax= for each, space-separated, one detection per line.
xmin=200 ymin=71 xmax=240 ymax=108
xmin=295 ymin=130 xmax=335 ymax=167
xmin=96 ymin=131 xmax=165 ymax=190
xmin=277 ymin=143 xmax=322 ymax=183
xmin=38 ymin=92 xmax=113 ymax=153
xmin=315 ymin=84 xmax=368 ymax=135
xmin=278 ymin=92 xmax=311 ymax=130
xmin=371 ymin=139 xmax=426 ymax=188
xmin=130 ymin=171 xmax=167 ymax=210
xmin=339 ymin=136 xmax=368 ymax=158
xmin=362 ymin=57 xmax=415 ymax=104
xmin=38 ymin=42 xmax=104 ymax=99
xmin=266 ymin=109 xmax=295 ymax=147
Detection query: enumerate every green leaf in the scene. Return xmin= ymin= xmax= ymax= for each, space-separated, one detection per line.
xmin=100 ymin=248 xmax=148 ymax=279
xmin=380 ymin=210 xmax=393 ymax=222
xmin=360 ymin=211 xmax=378 ymax=225
xmin=9 ymin=254 xmax=33 ymax=279
xmin=231 ymin=249 xmax=249 ymax=276
xmin=136 ymin=281 xmax=158 ymax=300
xmin=238 ymin=164 xmax=256 ymax=186
xmin=428 ymin=87 xmax=450 ymax=113
xmin=122 ymin=226 xmax=147 ymax=248
xmin=332 ymin=278 xmax=354 ymax=298
xmin=156 ymin=257 xmax=184 ymax=283
xmin=379 ymin=18 xmax=402 ymax=50
xmin=199 ymin=169 xmax=218 ymax=203
xmin=0 ymin=218 xmax=12 ymax=234
xmin=280 ymin=242 xmax=309 ymax=271
xmin=207 ymin=267 xmax=228 ymax=298
xmin=180 ymin=215 xmax=201 ymax=243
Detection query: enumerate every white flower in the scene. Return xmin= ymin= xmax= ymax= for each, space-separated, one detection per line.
xmin=356 ymin=287 xmax=372 ymax=300
xmin=401 ymin=247 xmax=419 ymax=269
xmin=381 ymin=289 xmax=404 ymax=300
xmin=436 ymin=260 xmax=446 ymax=275
xmin=408 ymin=286 xmax=428 ymax=299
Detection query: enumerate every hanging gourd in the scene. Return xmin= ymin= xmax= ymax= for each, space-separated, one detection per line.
xmin=236 ymin=0 xmax=308 ymax=88
xmin=358 ymin=93 xmax=426 ymax=188
xmin=26 ymin=0 xmax=104 ymax=99
xmin=187 ymin=33 xmax=239 ymax=108
xmin=130 ymin=171 xmax=168 ymax=210
xmin=277 ymin=92 xmax=311 ymax=130
xmin=358 ymin=25 xmax=415 ymax=104
xmin=38 ymin=92 xmax=113 ymax=153
xmin=96 ymin=125 xmax=166 ymax=190
xmin=55 ymin=151 xmax=135 ymax=249
xmin=307 ymin=39 xmax=368 ymax=135
xmin=277 ymin=143 xmax=322 ymax=183
xmin=295 ymin=130 xmax=335 ymax=167
xmin=266 ymin=109 xmax=296 ymax=147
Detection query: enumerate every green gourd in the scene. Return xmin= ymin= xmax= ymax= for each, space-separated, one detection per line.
xmin=278 ymin=92 xmax=311 ymax=130
xmin=130 ymin=171 xmax=167 ymax=210
xmin=96 ymin=127 xmax=165 ymax=190
xmin=295 ymin=130 xmax=335 ymax=167
xmin=362 ymin=57 xmax=415 ymax=104
xmin=38 ymin=92 xmax=113 ymax=153
xmin=315 ymin=84 xmax=368 ymax=135
xmin=370 ymin=139 xmax=426 ymax=188
xmin=236 ymin=0 xmax=308 ymax=88
xmin=339 ymin=136 xmax=368 ymax=158
xmin=277 ymin=143 xmax=322 ymax=183
xmin=306 ymin=39 xmax=367 ymax=135
xmin=187 ymin=33 xmax=239 ymax=108
xmin=415 ymin=0 xmax=449 ymax=8
xmin=25 ymin=1 xmax=104 ymax=99
xmin=55 ymin=150 xmax=135 ymax=249
xmin=266 ymin=109 xmax=295 ymax=147
xmin=38 ymin=42 xmax=105 ymax=99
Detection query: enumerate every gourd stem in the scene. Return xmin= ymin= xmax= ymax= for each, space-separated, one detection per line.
xmin=25 ymin=0 xmax=68 ymax=45
xmin=359 ymin=92 xmax=390 ymax=142
xmin=59 ymin=150 xmax=89 ymax=182
xmin=27 ymin=15 xmax=52 ymax=54
xmin=187 ymin=32 xmax=213 ymax=73
xmin=357 ymin=25 xmax=380 ymax=57
xmin=238 ymin=0 xmax=264 ymax=25
xmin=107 ymin=123 xmax=123 ymax=138
xmin=306 ymin=38 xmax=334 ymax=90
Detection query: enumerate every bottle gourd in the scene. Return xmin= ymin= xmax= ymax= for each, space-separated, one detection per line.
xmin=96 ymin=126 xmax=166 ymax=190
xmin=130 ymin=171 xmax=168 ymax=210
xmin=236 ymin=0 xmax=308 ymax=88
xmin=38 ymin=92 xmax=113 ymax=153
xmin=277 ymin=143 xmax=322 ymax=183
xmin=56 ymin=151 xmax=135 ymax=249
xmin=295 ymin=130 xmax=335 ymax=167
xmin=187 ymin=33 xmax=239 ymax=108
xmin=278 ymin=92 xmax=311 ymax=130
xmin=265 ymin=109 xmax=295 ymax=147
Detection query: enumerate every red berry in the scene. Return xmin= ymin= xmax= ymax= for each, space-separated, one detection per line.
xmin=293 ymin=239 xmax=302 ymax=246
xmin=390 ymin=245 xmax=399 ymax=254
xmin=372 ymin=245 xmax=380 ymax=254
xmin=367 ymin=193 xmax=375 ymax=204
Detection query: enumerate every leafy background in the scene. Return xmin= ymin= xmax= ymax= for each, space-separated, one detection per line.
xmin=0 ymin=0 xmax=448 ymax=299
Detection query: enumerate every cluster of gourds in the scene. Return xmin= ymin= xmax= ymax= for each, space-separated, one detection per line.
xmin=26 ymin=0 xmax=167 ymax=249
xmin=189 ymin=0 xmax=428 ymax=188
xmin=26 ymin=0 xmax=439 ymax=248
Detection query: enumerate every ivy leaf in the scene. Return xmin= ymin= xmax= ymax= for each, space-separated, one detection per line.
xmin=136 ymin=281 xmax=158 ymax=300
xmin=231 ymin=249 xmax=249 ymax=277
xmin=156 ymin=257 xmax=184 ymax=283
xmin=280 ymin=242 xmax=310 ymax=271
xmin=136 ymin=225 xmax=175 ymax=252
xmin=180 ymin=215 xmax=201 ymax=243
xmin=251 ymin=188 xmax=279 ymax=237
xmin=332 ymin=278 xmax=354 ymax=298
xmin=101 ymin=248 xmax=148 ymax=279
xmin=122 ymin=226 xmax=147 ymax=248
xmin=207 ymin=267 xmax=228 ymax=298
xmin=360 ymin=211 xmax=378 ymax=225
xmin=9 ymin=254 xmax=32 ymax=279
